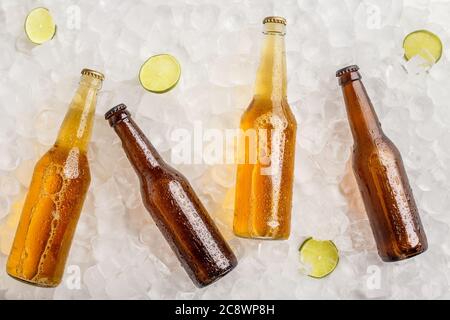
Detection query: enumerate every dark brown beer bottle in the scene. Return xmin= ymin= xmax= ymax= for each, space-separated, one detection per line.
xmin=105 ymin=104 xmax=237 ymax=287
xmin=337 ymin=65 xmax=427 ymax=262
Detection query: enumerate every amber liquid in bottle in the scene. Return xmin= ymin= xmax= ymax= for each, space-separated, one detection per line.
xmin=7 ymin=69 xmax=104 ymax=287
xmin=233 ymin=17 xmax=297 ymax=240
xmin=105 ymin=104 xmax=237 ymax=287
xmin=337 ymin=65 xmax=427 ymax=261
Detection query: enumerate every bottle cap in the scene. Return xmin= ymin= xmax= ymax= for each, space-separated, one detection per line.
xmin=105 ymin=104 xmax=130 ymax=127
xmin=105 ymin=103 xmax=127 ymax=120
xmin=81 ymin=68 xmax=105 ymax=81
xmin=336 ymin=65 xmax=361 ymax=86
xmin=263 ymin=16 xmax=287 ymax=25
xmin=336 ymin=65 xmax=359 ymax=77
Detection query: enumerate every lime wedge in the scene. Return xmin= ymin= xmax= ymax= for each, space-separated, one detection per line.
xmin=139 ymin=54 xmax=181 ymax=93
xmin=299 ymin=237 xmax=339 ymax=279
xmin=403 ymin=30 xmax=442 ymax=64
xmin=25 ymin=7 xmax=56 ymax=45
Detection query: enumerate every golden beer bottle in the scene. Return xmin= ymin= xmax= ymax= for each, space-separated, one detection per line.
xmin=7 ymin=69 xmax=104 ymax=286
xmin=233 ymin=17 xmax=297 ymax=239
xmin=105 ymin=104 xmax=237 ymax=287
xmin=337 ymin=65 xmax=427 ymax=261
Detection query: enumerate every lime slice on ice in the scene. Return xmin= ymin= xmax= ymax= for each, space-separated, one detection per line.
xmin=403 ymin=30 xmax=442 ymax=64
xmin=139 ymin=54 xmax=181 ymax=93
xmin=299 ymin=237 xmax=339 ymax=279
xmin=25 ymin=7 xmax=56 ymax=45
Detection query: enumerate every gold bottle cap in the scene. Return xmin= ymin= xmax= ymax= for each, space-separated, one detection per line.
xmin=81 ymin=68 xmax=105 ymax=81
xmin=263 ymin=16 xmax=287 ymax=25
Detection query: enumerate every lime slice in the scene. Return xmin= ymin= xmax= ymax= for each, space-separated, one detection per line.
xmin=403 ymin=30 xmax=442 ymax=64
xmin=299 ymin=237 xmax=339 ymax=279
xmin=25 ymin=7 xmax=56 ymax=45
xmin=139 ymin=54 xmax=181 ymax=93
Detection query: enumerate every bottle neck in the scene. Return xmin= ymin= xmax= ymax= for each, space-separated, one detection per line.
xmin=254 ymin=23 xmax=287 ymax=102
xmin=341 ymin=76 xmax=383 ymax=144
xmin=112 ymin=114 xmax=164 ymax=175
xmin=55 ymin=76 xmax=102 ymax=152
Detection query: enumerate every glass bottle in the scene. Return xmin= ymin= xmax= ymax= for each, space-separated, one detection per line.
xmin=337 ymin=65 xmax=427 ymax=261
xmin=105 ymin=104 xmax=237 ymax=287
xmin=7 ymin=69 xmax=104 ymax=286
xmin=233 ymin=16 xmax=297 ymax=239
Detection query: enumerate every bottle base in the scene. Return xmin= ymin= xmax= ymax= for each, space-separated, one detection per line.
xmin=196 ymin=260 xmax=238 ymax=288
xmin=7 ymin=272 xmax=59 ymax=288
xmin=233 ymin=229 xmax=289 ymax=240
xmin=379 ymin=246 xmax=428 ymax=262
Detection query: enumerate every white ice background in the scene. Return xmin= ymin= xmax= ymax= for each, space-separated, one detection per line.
xmin=0 ymin=0 xmax=450 ymax=299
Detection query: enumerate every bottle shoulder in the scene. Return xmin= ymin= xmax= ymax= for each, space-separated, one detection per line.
xmin=41 ymin=145 xmax=89 ymax=163
xmin=140 ymin=165 xmax=194 ymax=204
xmin=33 ymin=145 xmax=90 ymax=183
xmin=241 ymin=98 xmax=296 ymax=129
xmin=140 ymin=163 xmax=187 ymax=185
xmin=352 ymin=136 xmax=401 ymax=164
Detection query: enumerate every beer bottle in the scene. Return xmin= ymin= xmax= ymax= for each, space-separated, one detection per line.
xmin=337 ymin=65 xmax=428 ymax=261
xmin=7 ymin=69 xmax=104 ymax=286
xmin=105 ymin=104 xmax=237 ymax=287
xmin=233 ymin=16 xmax=297 ymax=239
